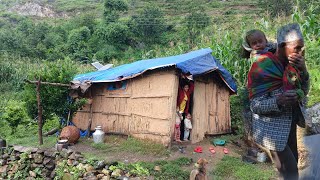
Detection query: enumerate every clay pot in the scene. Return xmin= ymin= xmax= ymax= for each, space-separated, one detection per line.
xmin=60 ymin=126 xmax=80 ymax=144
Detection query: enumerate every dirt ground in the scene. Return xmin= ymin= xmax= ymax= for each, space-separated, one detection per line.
xmin=297 ymin=126 xmax=310 ymax=170
xmin=67 ymin=131 xmax=309 ymax=179
xmin=68 ymin=136 xmax=251 ymax=179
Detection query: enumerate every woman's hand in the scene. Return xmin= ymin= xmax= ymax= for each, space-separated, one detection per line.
xmin=276 ymin=90 xmax=299 ymax=107
xmin=288 ymin=53 xmax=307 ymax=73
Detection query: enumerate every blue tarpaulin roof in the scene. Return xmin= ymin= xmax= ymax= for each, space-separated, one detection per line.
xmin=74 ymin=48 xmax=237 ymax=92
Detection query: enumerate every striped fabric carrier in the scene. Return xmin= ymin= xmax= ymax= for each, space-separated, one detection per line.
xmin=247 ymin=52 xmax=284 ymax=99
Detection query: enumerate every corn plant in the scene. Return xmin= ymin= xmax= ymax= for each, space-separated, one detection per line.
xmin=292 ymin=3 xmax=320 ymax=41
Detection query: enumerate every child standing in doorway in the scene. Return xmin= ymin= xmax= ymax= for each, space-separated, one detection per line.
xmin=184 ymin=113 xmax=193 ymax=141
xmin=177 ymin=74 xmax=194 ymax=141
xmin=174 ymin=112 xmax=182 ymax=142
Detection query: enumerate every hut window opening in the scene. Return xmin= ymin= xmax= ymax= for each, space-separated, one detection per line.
xmin=107 ymin=81 xmax=127 ymax=91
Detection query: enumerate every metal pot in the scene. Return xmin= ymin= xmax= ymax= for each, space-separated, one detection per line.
xmin=93 ymin=126 xmax=105 ymax=143
xmin=257 ymin=152 xmax=267 ymax=163
xmin=55 ymin=139 xmax=69 ymax=151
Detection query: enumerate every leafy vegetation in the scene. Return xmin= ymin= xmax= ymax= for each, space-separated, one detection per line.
xmin=1 ymin=100 xmax=29 ymax=134
xmin=104 ymin=157 xmax=192 ymax=180
xmin=0 ymin=0 xmax=318 ymax=143
xmin=23 ymin=58 xmax=88 ymax=122
xmin=185 ymin=10 xmax=210 ymax=46
xmin=55 ymin=159 xmax=86 ymax=180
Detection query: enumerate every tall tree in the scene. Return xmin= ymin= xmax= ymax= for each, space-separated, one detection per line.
xmin=130 ymin=5 xmax=167 ymax=44
xmin=104 ymin=0 xmax=128 ymax=23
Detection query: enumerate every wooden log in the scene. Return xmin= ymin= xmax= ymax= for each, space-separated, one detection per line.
xmin=43 ymin=128 xmax=59 ymax=136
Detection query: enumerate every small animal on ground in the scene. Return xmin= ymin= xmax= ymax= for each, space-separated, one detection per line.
xmin=190 ymin=158 xmax=209 ymax=180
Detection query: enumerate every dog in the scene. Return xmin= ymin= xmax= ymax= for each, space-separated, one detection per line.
xmin=190 ymin=158 xmax=208 ymax=180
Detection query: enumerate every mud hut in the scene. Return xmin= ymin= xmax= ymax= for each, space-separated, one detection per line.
xmin=71 ymin=48 xmax=237 ymax=146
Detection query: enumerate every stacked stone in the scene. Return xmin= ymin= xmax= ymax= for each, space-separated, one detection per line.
xmin=0 ymin=145 xmax=57 ymax=179
xmin=0 ymin=145 xmax=142 ymax=180
xmin=307 ymin=103 xmax=320 ymax=134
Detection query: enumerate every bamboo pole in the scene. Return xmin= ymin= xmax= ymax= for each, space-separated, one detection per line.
xmin=36 ymin=79 xmax=43 ymax=145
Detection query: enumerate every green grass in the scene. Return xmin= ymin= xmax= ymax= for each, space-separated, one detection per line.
xmin=136 ymin=157 xmax=193 ymax=180
xmin=212 ymin=134 xmax=242 ymax=143
xmin=80 ymin=135 xmax=170 ymax=159
xmin=82 ymin=151 xmax=101 ymax=160
xmin=307 ymin=67 xmax=320 ymax=107
xmin=90 ymin=142 xmax=111 ymax=150
xmin=6 ymin=135 xmax=57 ymax=149
xmin=212 ymin=156 xmax=276 ymax=180
xmin=119 ymin=137 xmax=170 ymax=156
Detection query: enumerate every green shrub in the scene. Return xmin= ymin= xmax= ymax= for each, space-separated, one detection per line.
xmin=0 ymin=120 xmax=11 ymax=138
xmin=0 ymin=100 xmax=30 ymax=134
xmin=23 ymin=58 xmax=79 ymax=121
xmin=0 ymin=59 xmax=18 ymax=93
xmin=230 ymin=89 xmax=245 ymax=136
xmin=95 ymin=45 xmax=121 ymax=62
xmin=43 ymin=114 xmax=61 ymax=132
xmin=104 ymin=0 xmax=128 ymax=22
xmin=9 ymin=123 xmax=38 ymax=139
xmin=104 ymin=22 xmax=130 ymax=46
xmin=130 ymin=5 xmax=167 ymax=44
xmin=67 ymin=26 xmax=92 ymax=61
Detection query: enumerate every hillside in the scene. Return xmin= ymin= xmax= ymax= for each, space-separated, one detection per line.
xmin=0 ymin=0 xmax=261 ymax=26
xmin=0 ymin=1 xmax=319 ymax=179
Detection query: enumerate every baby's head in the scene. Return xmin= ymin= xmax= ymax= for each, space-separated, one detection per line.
xmin=245 ymin=29 xmax=267 ymax=51
xmin=186 ymin=113 xmax=192 ymax=119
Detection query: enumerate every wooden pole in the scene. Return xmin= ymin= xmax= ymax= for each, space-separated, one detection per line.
xmin=25 ymin=78 xmax=69 ymax=145
xmin=25 ymin=79 xmax=69 ymax=87
xmin=87 ymin=104 xmax=93 ymax=137
xmin=66 ymin=110 xmax=71 ymax=127
xmin=87 ymin=88 xmax=93 ymax=137
xmin=36 ymin=79 xmax=43 ymax=145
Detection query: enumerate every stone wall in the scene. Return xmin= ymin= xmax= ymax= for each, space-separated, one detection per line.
xmin=306 ymin=103 xmax=320 ymax=134
xmin=0 ymin=145 xmax=135 ymax=180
